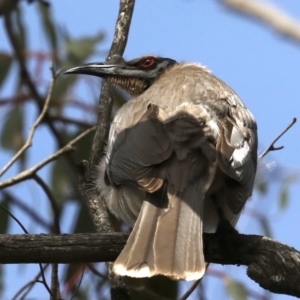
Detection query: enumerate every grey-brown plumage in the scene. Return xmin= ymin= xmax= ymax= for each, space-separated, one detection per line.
xmin=65 ymin=55 xmax=258 ymax=281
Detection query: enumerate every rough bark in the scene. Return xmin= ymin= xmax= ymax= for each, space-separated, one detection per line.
xmin=0 ymin=232 xmax=299 ymax=298
xmin=78 ymin=1 xmax=135 ymax=299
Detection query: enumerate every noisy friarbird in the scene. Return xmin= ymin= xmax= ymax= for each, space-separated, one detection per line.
xmin=65 ymin=55 xmax=257 ymax=281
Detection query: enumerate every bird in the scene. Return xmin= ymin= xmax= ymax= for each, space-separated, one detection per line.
xmin=65 ymin=54 xmax=258 ymax=281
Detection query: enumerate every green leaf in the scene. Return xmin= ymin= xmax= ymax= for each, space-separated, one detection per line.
xmin=0 ymin=52 xmax=13 ymax=89
xmin=37 ymin=2 xmax=58 ymax=51
xmin=0 ymin=196 xmax=10 ymax=234
xmin=50 ymin=76 xmax=77 ymax=106
xmin=259 ymin=216 xmax=272 ymax=238
xmin=278 ymin=173 xmax=299 ymax=211
xmin=73 ymin=129 xmax=94 ymax=161
xmin=12 ymin=6 xmax=27 ymax=90
xmin=279 ymin=186 xmax=289 ymax=210
xmin=50 ymin=31 xmax=105 ymax=106
xmin=64 ymin=32 xmax=105 ymax=66
xmin=14 ymin=6 xmax=27 ymax=53
xmin=50 ymin=156 xmax=78 ymax=206
xmin=226 ymin=279 xmax=248 ymax=300
xmin=50 ymin=128 xmax=94 ymax=205
xmin=256 ymin=181 xmax=267 ymax=195
xmin=0 ymin=105 xmax=24 ymax=152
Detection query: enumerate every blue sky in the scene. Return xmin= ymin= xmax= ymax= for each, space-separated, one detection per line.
xmin=0 ymin=1 xmax=299 ymax=299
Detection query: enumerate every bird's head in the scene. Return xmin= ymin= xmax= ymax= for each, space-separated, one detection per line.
xmin=64 ymin=55 xmax=177 ymax=96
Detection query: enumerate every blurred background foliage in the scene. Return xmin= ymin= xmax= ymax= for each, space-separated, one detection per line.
xmin=0 ymin=0 xmax=299 ymax=300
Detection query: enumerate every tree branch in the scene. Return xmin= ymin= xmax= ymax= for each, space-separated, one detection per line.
xmin=0 ymin=69 xmax=55 ymax=178
xmin=1 ymin=191 xmax=52 ymax=230
xmin=79 ymin=1 xmax=135 ymax=299
xmin=223 ymin=0 xmax=300 ymax=45
xmin=259 ymin=118 xmax=297 ymax=160
xmin=4 ymin=12 xmax=67 ymax=150
xmin=0 ymin=126 xmax=96 ymax=189
xmin=0 ymin=232 xmax=299 ymax=297
xmin=11 ymin=265 xmax=50 ymax=300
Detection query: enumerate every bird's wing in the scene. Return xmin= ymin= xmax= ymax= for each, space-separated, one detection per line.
xmin=105 ymin=99 xmax=173 ymax=193
xmin=216 ymin=93 xmax=258 ymax=214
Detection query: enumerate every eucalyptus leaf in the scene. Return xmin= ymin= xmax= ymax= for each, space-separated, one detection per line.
xmin=64 ymin=32 xmax=105 ymax=66
xmin=278 ymin=172 xmax=300 ymax=211
xmin=50 ymin=76 xmax=77 ymax=107
xmin=13 ymin=6 xmax=27 ymax=90
xmin=259 ymin=216 xmax=272 ymax=238
xmin=0 ymin=106 xmax=24 ymax=152
xmin=257 ymin=181 xmax=267 ymax=195
xmin=37 ymin=2 xmax=58 ymax=52
xmin=15 ymin=6 xmax=27 ymax=54
xmin=50 ymin=156 xmax=78 ymax=206
xmin=226 ymin=279 xmax=248 ymax=300
xmin=73 ymin=128 xmax=94 ymax=161
xmin=0 ymin=52 xmax=13 ymax=89
xmin=279 ymin=185 xmax=289 ymax=210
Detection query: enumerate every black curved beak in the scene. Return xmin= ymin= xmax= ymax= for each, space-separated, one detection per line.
xmin=64 ymin=62 xmax=119 ymax=78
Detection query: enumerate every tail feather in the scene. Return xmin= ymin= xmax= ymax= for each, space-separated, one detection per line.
xmin=113 ymin=180 xmax=207 ymax=281
xmin=113 ymin=190 xmax=164 ymax=277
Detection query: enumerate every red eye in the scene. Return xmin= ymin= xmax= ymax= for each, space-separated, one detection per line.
xmin=141 ymin=58 xmax=155 ymax=68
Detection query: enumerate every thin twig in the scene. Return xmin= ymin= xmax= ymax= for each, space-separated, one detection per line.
xmin=0 ymin=204 xmax=53 ymax=298
xmin=39 ymin=263 xmax=53 ymax=298
xmin=0 ymin=203 xmax=28 ymax=234
xmin=178 ymin=279 xmax=201 ymax=300
xmin=223 ymin=0 xmax=300 ymax=44
xmin=15 ymin=280 xmax=38 ymax=300
xmin=207 ymin=269 xmax=269 ymax=300
xmin=70 ymin=266 xmax=85 ymax=300
xmin=197 ymin=282 xmax=206 ymax=300
xmin=32 ymin=173 xmax=61 ymax=300
xmin=4 ymin=13 xmax=67 ymax=150
xmin=32 ymin=174 xmax=62 ymax=299
xmin=0 ymin=126 xmax=96 ymax=189
xmin=259 ymin=118 xmax=297 ymax=160
xmin=87 ymin=263 xmax=108 ymax=280
xmin=1 ymin=190 xmax=52 ymax=230
xmin=12 ymin=267 xmax=48 ymax=300
xmin=31 ymin=173 xmax=62 ymax=300
xmin=0 ymin=93 xmax=32 ymax=105
xmin=87 ymin=0 xmax=135 ymax=176
xmin=0 ymin=71 xmax=55 ymax=178
xmin=50 ymin=115 xmax=94 ymax=128
xmin=32 ymin=174 xmax=61 ymax=234
xmin=50 ymin=263 xmax=61 ymax=300
xmin=65 ymin=99 xmax=97 ymax=113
